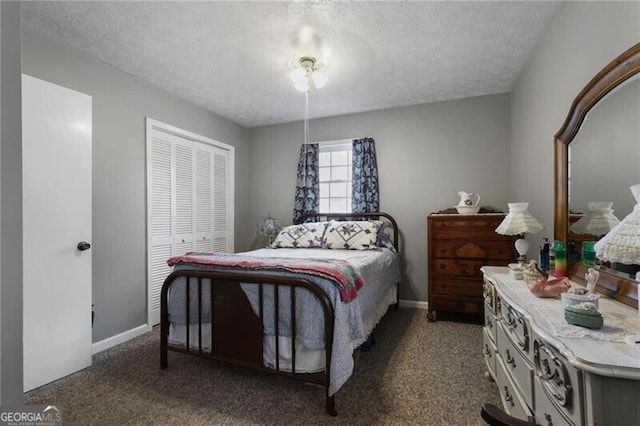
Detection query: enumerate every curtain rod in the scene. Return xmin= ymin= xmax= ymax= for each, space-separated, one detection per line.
xmin=308 ymin=137 xmax=371 ymax=145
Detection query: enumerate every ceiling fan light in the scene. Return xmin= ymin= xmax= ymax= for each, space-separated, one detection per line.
xmin=294 ymin=79 xmax=310 ymax=92
xmin=311 ymin=71 xmax=328 ymax=89
xmin=289 ymin=67 xmax=307 ymax=83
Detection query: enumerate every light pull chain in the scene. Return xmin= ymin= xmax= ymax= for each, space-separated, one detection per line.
xmin=304 ymin=90 xmax=310 ymax=144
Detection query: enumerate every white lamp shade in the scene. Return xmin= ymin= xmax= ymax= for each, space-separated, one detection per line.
xmin=594 ymin=185 xmax=640 ymax=264
xmin=570 ymin=201 xmax=619 ymax=236
xmin=311 ymin=71 xmax=328 ymax=89
xmin=294 ymin=79 xmax=310 ymax=92
xmin=495 ymin=202 xmax=543 ymax=235
xmin=289 ymin=67 xmax=307 ymax=83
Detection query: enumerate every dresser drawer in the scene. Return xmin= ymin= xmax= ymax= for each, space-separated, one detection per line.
xmin=483 ymin=278 xmax=497 ymax=315
xmin=496 ymin=355 xmax=534 ymax=421
xmin=431 ymin=278 xmax=482 ymax=298
xmin=497 ymin=322 xmax=533 ymax=404
xmin=432 ymin=240 xmax=514 ymax=260
xmin=430 ymin=216 xmax=508 ymax=239
xmin=533 ymin=338 xmax=582 ymax=425
xmin=431 ymin=258 xmax=485 ymax=279
xmin=498 ymin=295 xmax=532 ymax=360
xmin=483 ymin=327 xmax=497 ymax=380
xmin=484 ymin=305 xmax=497 ymax=343
xmin=430 ymin=293 xmax=484 ymax=315
xmin=534 ymin=377 xmax=574 ymax=426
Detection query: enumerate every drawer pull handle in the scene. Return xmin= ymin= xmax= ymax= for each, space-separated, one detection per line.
xmin=544 ymin=413 xmax=553 ymax=426
xmin=484 ymin=344 xmax=492 ymax=357
xmin=506 ymin=350 xmax=516 ymax=368
xmin=503 ymin=386 xmax=514 ymax=407
xmin=486 ymin=317 xmax=493 ymax=328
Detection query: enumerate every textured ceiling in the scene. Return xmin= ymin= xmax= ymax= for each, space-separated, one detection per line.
xmin=21 ymin=1 xmax=565 ymax=128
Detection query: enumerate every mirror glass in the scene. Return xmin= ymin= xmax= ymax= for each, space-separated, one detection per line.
xmin=569 ymin=75 xmax=640 ymax=224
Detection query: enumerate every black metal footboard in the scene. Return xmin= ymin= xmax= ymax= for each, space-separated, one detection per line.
xmin=159 ymin=269 xmax=337 ymax=416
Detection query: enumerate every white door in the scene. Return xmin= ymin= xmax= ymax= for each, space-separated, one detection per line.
xmin=22 ymin=74 xmax=92 ymax=391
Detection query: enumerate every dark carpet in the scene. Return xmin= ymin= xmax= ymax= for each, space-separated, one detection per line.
xmin=25 ymin=308 xmax=500 ymax=425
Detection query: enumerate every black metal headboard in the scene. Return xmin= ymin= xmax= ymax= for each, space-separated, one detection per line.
xmin=295 ymin=211 xmax=399 ymax=251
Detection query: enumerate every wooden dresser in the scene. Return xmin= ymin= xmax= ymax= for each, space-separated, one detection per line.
xmin=427 ymin=212 xmax=518 ymax=321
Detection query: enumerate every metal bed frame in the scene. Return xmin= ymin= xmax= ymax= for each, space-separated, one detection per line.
xmin=160 ymin=211 xmax=399 ymax=416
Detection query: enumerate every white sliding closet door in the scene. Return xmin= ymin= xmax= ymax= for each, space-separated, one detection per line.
xmin=146 ymin=119 xmax=234 ymax=326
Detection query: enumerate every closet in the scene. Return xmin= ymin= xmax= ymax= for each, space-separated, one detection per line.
xmin=146 ymin=119 xmax=234 ymax=325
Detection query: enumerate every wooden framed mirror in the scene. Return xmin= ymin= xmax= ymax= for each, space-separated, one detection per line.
xmin=554 ymin=42 xmax=640 ymax=307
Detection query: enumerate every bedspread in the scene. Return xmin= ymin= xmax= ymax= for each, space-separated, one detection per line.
xmin=166 ymin=248 xmax=400 ymax=396
xmin=167 ymin=252 xmax=364 ymax=302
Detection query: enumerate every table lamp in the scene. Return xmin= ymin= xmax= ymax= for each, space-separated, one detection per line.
xmin=495 ymin=202 xmax=543 ymax=263
xmin=256 ymin=213 xmax=282 ymax=246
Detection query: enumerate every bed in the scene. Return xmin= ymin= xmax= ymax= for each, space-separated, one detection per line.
xmin=160 ymin=212 xmax=401 ymax=416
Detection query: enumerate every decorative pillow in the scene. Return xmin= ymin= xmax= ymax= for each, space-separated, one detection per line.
xmin=323 ymin=220 xmax=382 ymax=250
xmin=377 ymin=222 xmax=397 ymax=252
xmin=270 ymin=222 xmax=329 ymax=248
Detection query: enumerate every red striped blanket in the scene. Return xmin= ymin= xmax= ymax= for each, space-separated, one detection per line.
xmin=167 ymin=252 xmax=365 ymax=302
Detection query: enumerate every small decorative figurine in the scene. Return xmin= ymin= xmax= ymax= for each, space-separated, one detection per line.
xmin=585 ymin=267 xmax=600 ymax=293
xmin=528 ymin=275 xmax=571 ymax=298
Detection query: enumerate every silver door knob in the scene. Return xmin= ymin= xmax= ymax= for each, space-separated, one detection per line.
xmin=77 ymin=241 xmax=91 ymax=251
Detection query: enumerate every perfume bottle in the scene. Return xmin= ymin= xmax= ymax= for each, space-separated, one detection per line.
xmin=539 ymin=238 xmax=550 ymax=272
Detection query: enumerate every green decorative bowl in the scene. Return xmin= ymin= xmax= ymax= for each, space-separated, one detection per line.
xmin=564 ymin=304 xmax=603 ymax=329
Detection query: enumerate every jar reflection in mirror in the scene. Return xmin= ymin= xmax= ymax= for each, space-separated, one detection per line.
xmin=568 ymin=201 xmax=620 ymax=271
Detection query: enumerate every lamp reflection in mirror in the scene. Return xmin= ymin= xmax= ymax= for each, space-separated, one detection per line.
xmin=495 ymin=202 xmax=544 ymax=263
xmin=570 ymin=201 xmax=620 ymax=236
xmin=257 ymin=213 xmax=282 ymax=246
xmin=595 ymin=185 xmax=640 ymax=265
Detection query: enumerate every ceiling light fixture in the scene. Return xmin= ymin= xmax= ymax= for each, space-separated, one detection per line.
xmin=289 ymin=56 xmax=328 ymax=92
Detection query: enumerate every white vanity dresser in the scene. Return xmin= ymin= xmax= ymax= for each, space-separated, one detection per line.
xmin=482 ymin=266 xmax=640 ymax=426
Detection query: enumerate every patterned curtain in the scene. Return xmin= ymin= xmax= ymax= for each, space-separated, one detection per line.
xmin=352 ymin=137 xmax=379 ymax=213
xmin=293 ymin=143 xmax=319 ymax=223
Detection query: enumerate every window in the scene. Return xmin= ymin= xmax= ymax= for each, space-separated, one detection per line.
xmin=319 ymin=141 xmax=352 ymax=213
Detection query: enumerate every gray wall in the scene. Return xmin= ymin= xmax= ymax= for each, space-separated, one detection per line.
xmin=0 ymin=1 xmax=23 ymax=404
xmin=21 ymin=30 xmax=251 ymax=343
xmin=511 ymin=1 xmax=640 ymax=251
xmin=249 ymin=94 xmax=512 ymax=302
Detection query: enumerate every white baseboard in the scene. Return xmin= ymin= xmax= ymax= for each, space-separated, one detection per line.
xmin=398 ymin=299 xmax=429 ymax=310
xmin=92 ymin=324 xmax=152 ymax=355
